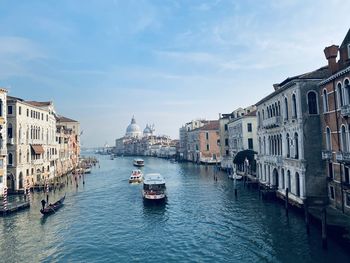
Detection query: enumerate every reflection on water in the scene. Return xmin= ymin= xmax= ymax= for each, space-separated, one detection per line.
xmin=0 ymin=155 xmax=349 ymax=263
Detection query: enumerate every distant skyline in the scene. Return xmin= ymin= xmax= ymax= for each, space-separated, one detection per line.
xmin=0 ymin=0 xmax=349 ymax=147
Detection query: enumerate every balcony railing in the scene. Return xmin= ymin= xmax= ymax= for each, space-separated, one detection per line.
xmin=341 ymin=105 xmax=350 ymax=117
xmin=264 ymin=155 xmax=283 ymax=165
xmin=262 ymin=116 xmax=281 ymax=129
xmin=322 ymin=150 xmax=332 ymax=160
xmin=336 ymin=151 xmax=350 ymax=163
xmin=32 ymin=159 xmax=44 ymax=165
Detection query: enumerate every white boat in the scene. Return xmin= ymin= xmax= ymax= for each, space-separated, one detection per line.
xmin=84 ymin=167 xmax=92 ymax=174
xmin=142 ymin=173 xmax=166 ymax=201
xmin=133 ymin=159 xmax=145 ymax=167
xmin=229 ymin=174 xmax=243 ymax=180
xmin=129 ymin=169 xmax=143 ymax=184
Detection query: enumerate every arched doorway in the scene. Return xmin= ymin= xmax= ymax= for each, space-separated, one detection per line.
xmin=272 ymin=168 xmax=279 ymax=189
xmin=295 ymin=172 xmax=300 ymax=197
xmin=6 ymin=173 xmax=15 ymax=192
xmin=18 ymin=172 xmax=23 ymax=189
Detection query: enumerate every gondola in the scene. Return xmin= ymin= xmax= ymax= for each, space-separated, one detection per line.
xmin=40 ymin=195 xmax=66 ymax=215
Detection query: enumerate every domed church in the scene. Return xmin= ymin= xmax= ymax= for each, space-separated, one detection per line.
xmin=125 ymin=116 xmax=142 ymax=138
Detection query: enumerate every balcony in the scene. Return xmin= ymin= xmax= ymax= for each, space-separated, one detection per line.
xmin=264 ymin=155 xmax=283 ymax=165
xmin=340 ymin=105 xmax=350 ymax=117
xmin=32 ymin=159 xmax=44 ymax=165
xmin=262 ymin=116 xmax=281 ymax=129
xmin=336 ymin=151 xmax=350 ymax=163
xmin=322 ymin=150 xmax=332 ymax=160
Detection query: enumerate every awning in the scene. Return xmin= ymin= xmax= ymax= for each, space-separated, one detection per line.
xmin=31 ymin=144 xmax=45 ymax=155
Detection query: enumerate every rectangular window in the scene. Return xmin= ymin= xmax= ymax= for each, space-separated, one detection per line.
xmin=248 ymin=138 xmax=253 ymax=150
xmin=328 ymin=162 xmax=333 ymax=179
xmin=226 ymin=150 xmax=229 ymax=156
xmin=8 ymin=105 xmax=13 ymax=114
xmin=0 ymin=159 xmax=3 ymax=169
xmin=225 ymin=138 xmax=229 ymax=146
xmin=346 ymin=193 xmax=350 ymax=207
xmin=19 ymin=106 xmax=22 ymax=115
xmin=0 ymin=176 xmax=2 ymax=184
xmin=42 ymin=113 xmax=44 ymax=120
xmin=206 ymin=132 xmax=209 ymax=140
xmin=247 ymin=123 xmax=252 ymax=132
xmin=27 ymin=109 xmax=29 ymax=117
xmin=224 ymin=124 xmax=228 ymax=131
xmin=329 ymin=186 xmax=335 ymax=200
xmin=206 ymin=144 xmax=210 ymax=151
xmin=345 ymin=166 xmax=350 ymax=184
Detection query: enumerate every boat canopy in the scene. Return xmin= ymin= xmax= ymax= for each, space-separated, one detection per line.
xmin=144 ymin=173 xmax=165 ymax=185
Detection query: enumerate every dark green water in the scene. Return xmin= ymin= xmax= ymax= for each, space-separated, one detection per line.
xmin=0 ymin=155 xmax=349 ymax=262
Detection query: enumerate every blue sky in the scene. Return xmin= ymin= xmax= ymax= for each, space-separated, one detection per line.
xmin=0 ymin=0 xmax=349 ymax=147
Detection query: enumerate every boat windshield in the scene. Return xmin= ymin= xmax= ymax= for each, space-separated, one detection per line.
xmin=143 ymin=184 xmax=166 ymax=191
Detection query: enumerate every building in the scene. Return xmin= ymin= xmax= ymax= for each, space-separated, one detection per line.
xmin=219 ymin=106 xmax=256 ymax=170
xmin=319 ymin=29 xmax=350 ymax=215
xmin=6 ymin=97 xmax=58 ymax=192
xmin=187 ymin=121 xmax=221 ymax=164
xmin=228 ymin=109 xmax=257 ymax=172
xmin=179 ymin=119 xmax=207 ymax=161
xmin=256 ymin=66 xmax=330 ymax=207
xmin=125 ymin=116 xmax=142 ymax=139
xmin=0 ymin=89 xmax=8 ymax=196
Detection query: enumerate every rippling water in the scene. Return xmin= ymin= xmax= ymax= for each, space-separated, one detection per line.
xmin=0 ymin=156 xmax=349 ymax=262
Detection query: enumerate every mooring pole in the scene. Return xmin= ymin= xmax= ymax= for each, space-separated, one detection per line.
xmin=285 ymin=188 xmax=289 ymax=217
xmin=322 ymin=207 xmax=328 ymax=250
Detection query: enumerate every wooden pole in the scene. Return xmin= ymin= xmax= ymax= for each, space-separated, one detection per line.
xmin=304 ymin=201 xmax=310 ymax=235
xmin=322 ymin=207 xmax=328 ymax=249
xmin=285 ymin=188 xmax=289 ymax=216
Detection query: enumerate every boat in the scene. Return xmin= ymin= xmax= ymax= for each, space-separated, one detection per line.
xmin=40 ymin=195 xmax=66 ymax=215
xmin=229 ymin=173 xmax=243 ymax=180
xmin=142 ymin=173 xmax=166 ymax=201
xmin=84 ymin=167 xmax=92 ymax=174
xmin=133 ymin=159 xmax=145 ymax=167
xmin=129 ymin=169 xmax=143 ymax=184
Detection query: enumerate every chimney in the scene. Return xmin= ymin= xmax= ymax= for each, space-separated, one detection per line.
xmin=324 ymin=45 xmax=339 ymax=74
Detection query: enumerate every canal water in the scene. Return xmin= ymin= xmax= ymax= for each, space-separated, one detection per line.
xmin=0 ymin=156 xmax=349 ymax=263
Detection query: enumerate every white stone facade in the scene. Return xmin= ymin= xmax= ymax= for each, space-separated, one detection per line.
xmin=0 ymin=89 xmax=7 ymax=196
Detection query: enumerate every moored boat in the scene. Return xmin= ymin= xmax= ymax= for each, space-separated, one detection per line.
xmin=133 ymin=159 xmax=145 ymax=167
xmin=142 ymin=173 xmax=166 ymax=201
xmin=40 ymin=195 xmax=66 ymax=215
xmin=129 ymin=169 xmax=143 ymax=184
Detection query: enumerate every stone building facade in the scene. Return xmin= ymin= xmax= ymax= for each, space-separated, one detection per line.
xmin=256 ymin=67 xmax=330 ymax=206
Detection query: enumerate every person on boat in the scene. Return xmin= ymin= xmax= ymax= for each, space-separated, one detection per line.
xmin=41 ymin=199 xmax=46 ymax=210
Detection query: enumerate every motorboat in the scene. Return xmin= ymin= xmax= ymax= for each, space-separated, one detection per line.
xmin=229 ymin=173 xmax=243 ymax=180
xmin=142 ymin=173 xmax=166 ymax=201
xmin=129 ymin=169 xmax=143 ymax=184
xmin=133 ymin=159 xmax=145 ymax=167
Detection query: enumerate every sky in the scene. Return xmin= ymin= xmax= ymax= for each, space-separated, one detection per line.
xmin=0 ymin=0 xmax=349 ymax=147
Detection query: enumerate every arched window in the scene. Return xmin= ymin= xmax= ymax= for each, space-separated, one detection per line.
xmin=262 ymin=109 xmax=265 ymax=120
xmin=295 ymin=172 xmax=300 ymax=197
xmin=284 ymin=97 xmax=289 ymax=120
xmin=19 ymin=150 xmax=22 ymax=164
xmin=27 ymin=150 xmax=29 ymax=163
xmin=278 ymin=101 xmax=281 ymax=116
xmin=337 ymin=83 xmax=344 ymax=107
xmin=307 ymin=91 xmax=318 ymax=114
xmin=292 ymin=93 xmax=297 ymax=118
xmin=272 ymin=104 xmax=275 ymax=117
xmin=263 ymin=137 xmax=266 ymax=154
xmin=341 ymin=125 xmax=348 ymax=152
xmin=7 ymin=123 xmax=13 ymax=139
xmin=281 ymin=169 xmax=285 ymax=190
xmin=294 ymin=132 xmax=299 ymax=159
xmin=286 ymin=133 xmax=290 ymax=158
xmin=345 ymin=79 xmax=350 ymax=105
xmin=326 ymin=127 xmax=331 ymax=150
xmin=18 ymin=125 xmax=22 ymax=144
xmin=8 ymin=153 xmax=13 ymax=166
xmin=323 ymin=89 xmax=329 ymax=112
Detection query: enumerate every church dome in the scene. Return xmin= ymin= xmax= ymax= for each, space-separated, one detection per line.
xmin=126 ymin=116 xmax=142 ymax=138
xmin=143 ymin=125 xmax=152 ymax=134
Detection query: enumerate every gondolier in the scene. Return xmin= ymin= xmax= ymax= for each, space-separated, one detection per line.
xmin=41 ymin=199 xmax=46 ymax=210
